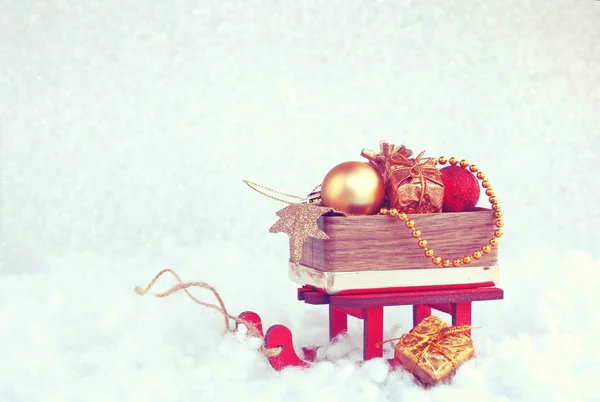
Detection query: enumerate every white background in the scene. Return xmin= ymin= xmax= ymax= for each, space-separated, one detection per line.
xmin=1 ymin=1 xmax=599 ymax=401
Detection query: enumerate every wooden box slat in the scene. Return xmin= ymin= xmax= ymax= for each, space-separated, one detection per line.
xmin=299 ymin=210 xmax=498 ymax=272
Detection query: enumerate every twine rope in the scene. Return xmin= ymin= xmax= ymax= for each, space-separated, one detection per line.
xmin=134 ymin=268 xmax=282 ymax=358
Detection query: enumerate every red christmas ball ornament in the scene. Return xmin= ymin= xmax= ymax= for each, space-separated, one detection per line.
xmin=440 ymin=165 xmax=480 ymax=212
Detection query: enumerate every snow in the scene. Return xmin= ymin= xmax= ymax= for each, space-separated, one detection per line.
xmin=1 ymin=0 xmax=599 ymax=401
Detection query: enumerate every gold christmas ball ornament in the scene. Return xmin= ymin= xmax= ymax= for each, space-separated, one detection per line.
xmin=320 ymin=161 xmax=385 ymax=215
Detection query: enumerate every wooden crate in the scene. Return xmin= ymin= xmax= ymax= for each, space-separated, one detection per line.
xmin=299 ymin=209 xmax=498 ymax=272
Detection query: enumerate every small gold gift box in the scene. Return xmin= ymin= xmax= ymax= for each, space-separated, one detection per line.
xmin=394 ymin=315 xmax=475 ymax=386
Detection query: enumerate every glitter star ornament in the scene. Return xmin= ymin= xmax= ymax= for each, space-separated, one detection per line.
xmin=269 ymin=203 xmax=333 ymax=264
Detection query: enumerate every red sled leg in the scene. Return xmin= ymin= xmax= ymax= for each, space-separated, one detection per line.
xmin=363 ymin=306 xmax=384 ymax=360
xmin=413 ymin=304 xmax=432 ymax=328
xmin=452 ymin=302 xmax=472 ymax=336
xmin=329 ymin=306 xmax=348 ymax=341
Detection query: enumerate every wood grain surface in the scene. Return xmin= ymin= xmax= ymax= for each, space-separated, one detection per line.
xmin=299 ymin=210 xmax=499 ymax=271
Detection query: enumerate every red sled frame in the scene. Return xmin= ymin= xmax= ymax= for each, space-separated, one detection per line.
xmin=237 ymin=286 xmax=504 ymax=371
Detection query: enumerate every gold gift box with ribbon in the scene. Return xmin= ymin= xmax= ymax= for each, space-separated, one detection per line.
xmin=361 ymin=141 xmax=444 ymax=214
xmin=394 ymin=315 xmax=475 ymax=386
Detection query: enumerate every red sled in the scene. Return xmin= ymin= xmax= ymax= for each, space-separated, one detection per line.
xmin=238 ymin=285 xmax=503 ymax=371
xmin=244 ymin=210 xmax=504 ymax=370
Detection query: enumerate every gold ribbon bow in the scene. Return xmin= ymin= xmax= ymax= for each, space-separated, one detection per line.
xmin=400 ymin=324 xmax=472 ymax=374
xmin=360 ymin=141 xmax=413 ymax=186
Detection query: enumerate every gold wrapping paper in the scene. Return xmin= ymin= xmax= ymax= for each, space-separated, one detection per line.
xmin=361 ymin=141 xmax=443 ymax=213
xmin=394 ymin=316 xmax=474 ymax=386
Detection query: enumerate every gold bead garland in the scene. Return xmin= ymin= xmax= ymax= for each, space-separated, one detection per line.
xmin=379 ymin=156 xmax=504 ymax=267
